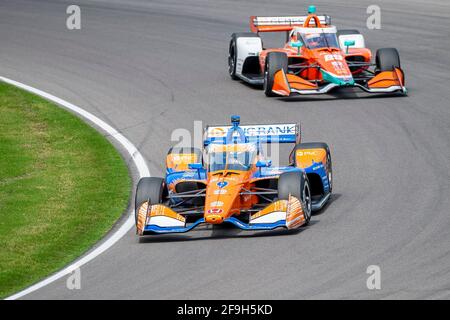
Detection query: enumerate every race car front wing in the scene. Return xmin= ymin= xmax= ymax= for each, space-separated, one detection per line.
xmin=272 ymin=67 xmax=407 ymax=96
xmin=136 ymin=196 xmax=307 ymax=235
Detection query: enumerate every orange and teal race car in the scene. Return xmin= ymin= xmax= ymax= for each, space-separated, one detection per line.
xmin=135 ymin=116 xmax=332 ymax=235
xmin=228 ymin=5 xmax=407 ymax=97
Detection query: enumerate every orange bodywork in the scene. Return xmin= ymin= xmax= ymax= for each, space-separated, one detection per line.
xmin=260 ymin=46 xmax=373 ymax=96
xmin=201 ymin=144 xmax=259 ymax=223
xmin=285 ymin=195 xmax=306 ymax=229
xmin=248 ymin=12 xmax=406 ymax=96
xmin=204 ymin=170 xmax=255 ymax=224
xmin=260 ymin=45 xmax=371 ymax=82
xmin=295 ymin=148 xmax=327 ymax=169
xmin=272 ymin=70 xmax=319 ymax=96
xmin=138 ymin=137 xmax=316 ymax=233
xmin=249 ymin=195 xmax=306 ymax=229
xmin=287 ymin=74 xmax=318 ymax=91
xmin=256 ymin=13 xmax=372 ymax=82
xmin=367 ymin=67 xmax=405 ymax=89
xmin=136 ymin=202 xmax=186 ymax=235
xmin=166 ymin=153 xmax=199 ymax=172
xmin=137 ymin=165 xmax=308 ymax=229
xmin=250 ymin=13 xmax=409 ymax=96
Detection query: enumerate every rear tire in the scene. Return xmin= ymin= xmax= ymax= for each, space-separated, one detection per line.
xmin=228 ymin=32 xmax=259 ymax=80
xmin=135 ymin=177 xmax=165 ymax=224
xmin=376 ymin=48 xmax=401 ymax=72
xmin=278 ymin=171 xmax=312 ymax=224
xmin=264 ymin=52 xmax=288 ymax=97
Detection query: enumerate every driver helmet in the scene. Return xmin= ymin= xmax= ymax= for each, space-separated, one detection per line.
xmin=305 ymin=33 xmax=322 ymax=47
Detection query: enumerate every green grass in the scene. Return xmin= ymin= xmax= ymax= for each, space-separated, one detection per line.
xmin=0 ymin=81 xmax=131 ymax=298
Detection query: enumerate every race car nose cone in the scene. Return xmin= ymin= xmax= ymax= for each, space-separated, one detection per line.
xmin=205 ymin=214 xmax=224 ymax=224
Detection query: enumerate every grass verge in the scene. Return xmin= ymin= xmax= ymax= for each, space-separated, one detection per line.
xmin=0 ymin=81 xmax=131 ymax=298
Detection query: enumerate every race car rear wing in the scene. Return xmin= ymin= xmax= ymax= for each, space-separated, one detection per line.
xmin=250 ymin=15 xmax=331 ymax=33
xmin=204 ymin=123 xmax=301 ymax=146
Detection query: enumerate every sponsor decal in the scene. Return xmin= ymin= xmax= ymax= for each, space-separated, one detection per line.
xmin=210 ymin=201 xmax=224 ymax=207
xmin=266 ymin=168 xmax=283 ymax=174
xmin=243 ymin=125 xmax=296 ymax=137
xmin=217 ymin=181 xmax=228 ymax=188
xmin=183 ymin=172 xmax=196 ymax=178
xmin=214 ymin=189 xmax=227 ymax=195
xmin=209 ymin=127 xmax=226 ymax=137
xmin=172 ymin=154 xmax=195 ymax=162
xmin=207 ymin=208 xmax=223 ymax=214
xmin=324 ymin=54 xmax=343 ymax=61
xmin=297 ymin=150 xmax=317 ymax=156
xmin=331 ymin=61 xmax=347 ymax=75
xmin=207 ymin=124 xmax=297 ymax=138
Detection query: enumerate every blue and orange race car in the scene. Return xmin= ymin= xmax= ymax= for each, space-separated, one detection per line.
xmin=135 ymin=116 xmax=332 ymax=235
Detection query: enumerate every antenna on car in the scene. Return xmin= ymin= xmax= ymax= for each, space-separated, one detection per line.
xmin=231 ymin=115 xmax=240 ymax=127
xmin=226 ymin=115 xmax=247 ymax=144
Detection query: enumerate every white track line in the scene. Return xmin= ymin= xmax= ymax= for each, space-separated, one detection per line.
xmin=1 ymin=76 xmax=150 ymax=300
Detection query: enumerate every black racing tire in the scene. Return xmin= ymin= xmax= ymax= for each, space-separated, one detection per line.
xmin=264 ymin=52 xmax=288 ymax=97
xmin=134 ymin=177 xmax=165 ymax=225
xmin=376 ymin=48 xmax=401 ymax=72
xmin=290 ymin=142 xmax=332 ymax=193
xmin=337 ymin=29 xmax=360 ymax=37
xmin=278 ymin=171 xmax=312 ymax=224
xmin=228 ymin=32 xmax=259 ymax=80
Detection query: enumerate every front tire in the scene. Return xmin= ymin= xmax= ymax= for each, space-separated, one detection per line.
xmin=278 ymin=171 xmax=312 ymax=224
xmin=376 ymin=48 xmax=401 ymax=72
xmin=264 ymin=52 xmax=288 ymax=97
xmin=134 ymin=177 xmax=165 ymax=225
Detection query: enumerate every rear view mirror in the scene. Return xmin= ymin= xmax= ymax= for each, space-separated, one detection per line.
xmin=344 ymin=40 xmax=355 ymax=47
xmin=291 ymin=40 xmax=303 ymax=55
xmin=344 ymin=40 xmax=355 ymax=53
xmin=256 ymin=160 xmax=272 ymax=168
xmin=188 ymin=163 xmax=202 ymax=170
xmin=291 ymin=40 xmax=303 ymax=48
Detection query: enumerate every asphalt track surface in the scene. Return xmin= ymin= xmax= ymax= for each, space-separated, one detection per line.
xmin=1 ymin=0 xmax=450 ymax=299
